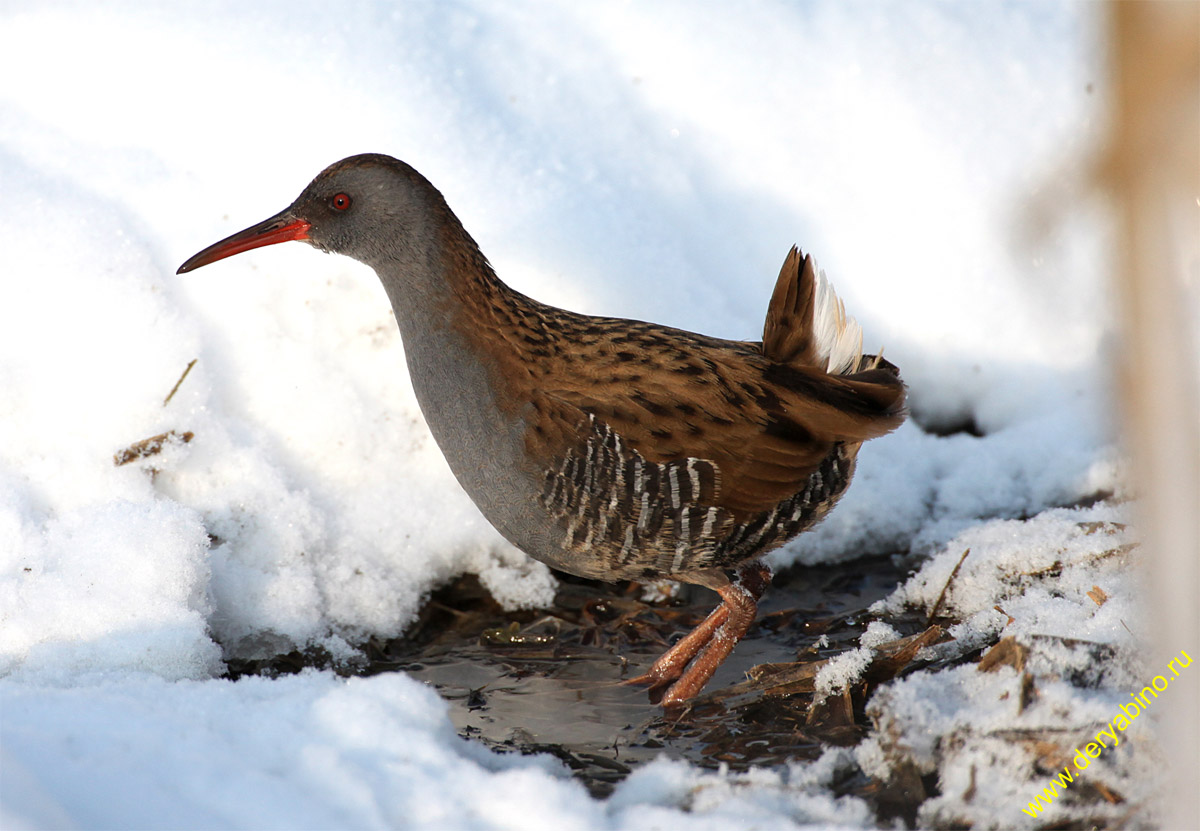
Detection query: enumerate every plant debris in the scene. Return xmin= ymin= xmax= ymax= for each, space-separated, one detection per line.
xmin=927 ymin=548 xmax=970 ymax=623
xmin=1087 ymin=585 xmax=1109 ymax=606
xmin=162 ymin=358 xmax=198 ymax=406
xmin=113 ymin=430 xmax=194 ymax=466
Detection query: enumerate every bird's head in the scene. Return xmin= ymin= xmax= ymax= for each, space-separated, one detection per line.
xmin=177 ymin=153 xmax=446 ymax=274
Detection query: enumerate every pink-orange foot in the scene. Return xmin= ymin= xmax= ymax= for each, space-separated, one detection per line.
xmin=627 ymin=561 xmax=772 ymax=706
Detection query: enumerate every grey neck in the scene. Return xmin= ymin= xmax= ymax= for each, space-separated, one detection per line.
xmin=365 ymin=216 xmax=560 ymax=562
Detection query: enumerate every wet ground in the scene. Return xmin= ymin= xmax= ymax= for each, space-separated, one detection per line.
xmin=227 ymin=553 xmax=938 ymax=821
xmin=378 ymin=556 xmax=933 ymax=798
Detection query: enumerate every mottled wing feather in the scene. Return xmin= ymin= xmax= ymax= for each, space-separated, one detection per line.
xmin=530 ymin=387 xmax=863 ymax=577
xmin=529 ymin=390 xmax=737 ymax=576
xmin=540 ymin=345 xmax=901 ymax=515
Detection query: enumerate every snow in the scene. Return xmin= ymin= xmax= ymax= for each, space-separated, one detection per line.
xmin=864 ymin=506 xmax=1155 ymax=827
xmin=0 ymin=1 xmax=1166 ymax=828
xmin=812 ymin=620 xmax=900 ymax=702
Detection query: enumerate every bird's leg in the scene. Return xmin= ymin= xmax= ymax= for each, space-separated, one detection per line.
xmin=658 ymin=561 xmax=772 ymax=706
xmin=627 ymin=561 xmax=773 ymax=705
xmin=626 ymin=604 xmax=731 ymax=697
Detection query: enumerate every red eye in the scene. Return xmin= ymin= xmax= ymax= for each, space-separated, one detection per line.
xmin=331 ymin=193 xmax=351 ymax=211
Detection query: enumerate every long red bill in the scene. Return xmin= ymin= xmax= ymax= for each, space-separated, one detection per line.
xmin=177 ymin=211 xmax=311 ymax=274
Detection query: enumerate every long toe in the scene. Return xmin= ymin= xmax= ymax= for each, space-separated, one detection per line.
xmin=657 ymin=629 xmax=738 ymax=706
xmin=625 ymin=603 xmax=731 ymax=692
xmin=656 ymin=562 xmax=773 ymax=705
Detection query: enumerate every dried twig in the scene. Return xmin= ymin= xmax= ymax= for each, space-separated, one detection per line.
xmin=708 ymin=624 xmax=949 ymax=703
xmin=163 ymin=359 xmax=197 ymax=406
xmin=1092 ymin=780 xmax=1126 ymax=805
xmin=978 ymin=636 xmax=1028 ymax=674
xmin=927 ymin=548 xmax=970 ymax=623
xmin=113 ymin=430 xmax=194 ymax=466
xmin=1018 ymin=671 xmax=1038 ymax=713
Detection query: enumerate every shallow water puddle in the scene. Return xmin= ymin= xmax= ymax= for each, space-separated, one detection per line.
xmin=223 ymin=553 xmax=927 ymax=807
xmin=362 ymin=554 xmax=918 ymax=797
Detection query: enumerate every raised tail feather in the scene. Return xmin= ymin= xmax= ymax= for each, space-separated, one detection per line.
xmin=762 ymin=246 xmax=864 ymax=374
xmin=762 ymin=247 xmax=906 ymax=442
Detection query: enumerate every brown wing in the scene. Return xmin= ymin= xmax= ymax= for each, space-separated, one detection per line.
xmin=527 ymin=249 xmax=904 ymax=519
xmin=540 ymin=354 xmax=900 ymax=517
